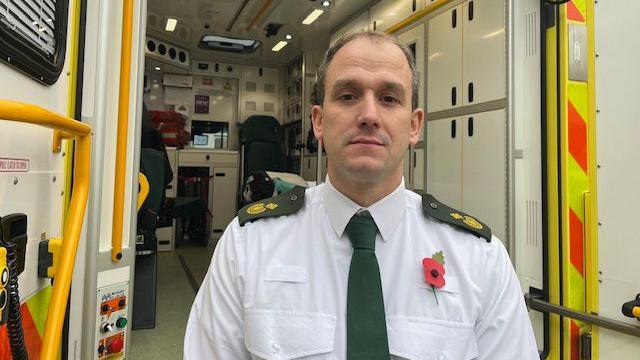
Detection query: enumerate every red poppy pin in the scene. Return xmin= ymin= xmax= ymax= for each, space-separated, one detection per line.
xmin=422 ymin=251 xmax=446 ymax=305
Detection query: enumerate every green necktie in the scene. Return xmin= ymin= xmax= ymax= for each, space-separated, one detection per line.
xmin=345 ymin=210 xmax=390 ymax=360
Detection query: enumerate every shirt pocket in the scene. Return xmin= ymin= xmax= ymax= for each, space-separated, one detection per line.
xmin=387 ymin=316 xmax=479 ymax=360
xmin=244 ymin=309 xmax=336 ymax=360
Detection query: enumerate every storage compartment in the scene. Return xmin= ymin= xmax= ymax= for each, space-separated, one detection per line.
xmin=426 ymin=109 xmax=507 ymax=242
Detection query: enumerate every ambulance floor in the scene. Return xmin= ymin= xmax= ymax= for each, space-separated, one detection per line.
xmin=129 ymin=241 xmax=215 ymax=359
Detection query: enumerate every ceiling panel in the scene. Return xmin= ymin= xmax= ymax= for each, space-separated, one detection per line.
xmin=147 ymin=0 xmax=376 ymax=64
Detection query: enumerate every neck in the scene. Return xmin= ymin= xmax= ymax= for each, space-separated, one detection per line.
xmin=328 ymin=170 xmax=402 ymax=208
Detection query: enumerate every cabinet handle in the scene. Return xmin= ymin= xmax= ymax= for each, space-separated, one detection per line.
xmin=215 ymin=172 xmax=226 ymax=177
xmin=451 ymin=119 xmax=457 ymax=138
xmin=468 ymin=82 xmax=474 ymax=103
xmin=468 ymin=117 xmax=474 ymax=137
xmin=452 ymin=9 xmax=457 ymax=28
xmin=373 ymin=20 xmax=377 ymax=31
xmin=451 ymin=86 xmax=457 ymax=106
xmin=412 ymin=0 xmax=417 ymax=12
xmin=469 ymin=1 xmax=474 ymax=21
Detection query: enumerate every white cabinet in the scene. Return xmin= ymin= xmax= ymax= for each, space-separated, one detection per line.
xmin=427 ymin=0 xmax=505 ymax=112
xmin=398 ymin=24 xmax=426 ymax=141
xmin=461 ymin=109 xmax=507 ymax=241
xmin=301 ymin=155 xmax=327 ymax=182
xmin=462 ymin=0 xmax=506 ymax=106
xmin=211 ymin=166 xmax=238 ymax=237
xmin=426 ymin=117 xmax=463 ymax=208
xmin=426 ymin=109 xmax=507 ymax=241
xmin=371 ymin=0 xmax=416 ymax=32
xmin=427 ymin=6 xmax=463 ymax=113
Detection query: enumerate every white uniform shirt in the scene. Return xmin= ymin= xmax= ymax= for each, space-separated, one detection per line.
xmin=185 ymin=179 xmax=539 ymax=360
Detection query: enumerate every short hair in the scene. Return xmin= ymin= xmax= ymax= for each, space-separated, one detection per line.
xmin=313 ymin=30 xmax=419 ymax=110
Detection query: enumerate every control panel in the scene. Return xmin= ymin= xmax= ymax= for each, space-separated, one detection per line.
xmin=95 ymin=282 xmax=129 ymax=359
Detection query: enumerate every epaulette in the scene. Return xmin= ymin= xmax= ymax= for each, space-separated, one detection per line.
xmin=421 ymin=193 xmax=492 ymax=242
xmin=238 ymin=186 xmax=306 ymax=226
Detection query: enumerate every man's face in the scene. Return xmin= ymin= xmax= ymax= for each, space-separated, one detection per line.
xmin=311 ymin=37 xmax=423 ymax=184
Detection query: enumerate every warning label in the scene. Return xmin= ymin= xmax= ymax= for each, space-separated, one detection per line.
xmin=0 ymin=158 xmax=29 ymax=172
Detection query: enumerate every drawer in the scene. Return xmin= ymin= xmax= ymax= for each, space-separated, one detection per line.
xmin=178 ymin=151 xmax=214 ymax=165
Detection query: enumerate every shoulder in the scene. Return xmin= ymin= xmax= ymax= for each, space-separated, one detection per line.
xmin=414 ymin=191 xmax=492 ymax=242
xmin=237 ymin=186 xmax=308 ymax=226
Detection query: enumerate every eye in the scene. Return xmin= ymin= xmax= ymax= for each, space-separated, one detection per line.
xmin=338 ymin=93 xmax=356 ymax=101
xmin=380 ymin=95 xmax=399 ymax=104
xmin=1 ymin=268 xmax=7 ymax=286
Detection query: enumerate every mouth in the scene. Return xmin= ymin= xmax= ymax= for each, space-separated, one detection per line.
xmin=349 ymin=137 xmax=385 ymax=146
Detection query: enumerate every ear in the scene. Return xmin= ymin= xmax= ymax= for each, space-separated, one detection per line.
xmin=311 ymin=104 xmax=324 ymax=141
xmin=409 ymin=108 xmax=424 ymax=146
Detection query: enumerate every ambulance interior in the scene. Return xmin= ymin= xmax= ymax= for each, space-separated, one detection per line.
xmin=131 ymin=0 xmax=638 ymax=358
xmin=0 ymin=0 xmax=639 ymax=359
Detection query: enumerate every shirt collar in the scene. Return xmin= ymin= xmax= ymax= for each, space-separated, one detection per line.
xmin=323 ymin=176 xmax=408 ymax=242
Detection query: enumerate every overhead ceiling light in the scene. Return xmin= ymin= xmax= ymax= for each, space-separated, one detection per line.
xmin=302 ymin=9 xmax=324 ymax=25
xmin=272 ymin=41 xmax=288 ymax=52
xmin=154 ymin=66 xmax=161 ymax=71
xmin=165 ymin=18 xmax=177 ymax=32
xmin=322 ymin=1 xmax=331 ymax=7
xmin=285 ymin=34 xmax=292 ymax=40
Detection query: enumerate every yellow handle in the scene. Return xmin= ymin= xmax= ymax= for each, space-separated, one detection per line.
xmin=634 ymin=307 xmax=640 ymax=319
xmin=137 ymin=173 xmax=150 ymax=211
xmin=111 ymin=0 xmax=135 ymax=263
xmin=0 ymin=99 xmax=91 ymax=360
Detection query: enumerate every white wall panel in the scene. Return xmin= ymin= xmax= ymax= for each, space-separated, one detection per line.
xmin=240 ymin=65 xmax=279 ymax=122
xmin=595 ymin=0 xmax=640 ymax=356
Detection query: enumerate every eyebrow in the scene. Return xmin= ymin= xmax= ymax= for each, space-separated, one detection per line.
xmin=330 ymin=79 xmax=407 ymax=100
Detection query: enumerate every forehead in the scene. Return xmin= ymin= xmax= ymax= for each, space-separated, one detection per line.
xmin=325 ymin=37 xmax=411 ymax=87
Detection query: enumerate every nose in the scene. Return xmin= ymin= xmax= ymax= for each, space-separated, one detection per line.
xmin=357 ymin=93 xmax=380 ymax=129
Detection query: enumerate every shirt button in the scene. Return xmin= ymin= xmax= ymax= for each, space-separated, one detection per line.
xmin=271 ymin=343 xmax=280 ymax=353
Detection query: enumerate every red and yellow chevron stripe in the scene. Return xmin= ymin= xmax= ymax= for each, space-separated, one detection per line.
xmin=561 ymin=1 xmax=592 ymax=359
xmin=0 ymin=286 xmax=52 ymax=359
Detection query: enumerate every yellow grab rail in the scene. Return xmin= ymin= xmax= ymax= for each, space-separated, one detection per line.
xmin=112 ymin=0 xmax=135 ymax=262
xmin=0 ymin=99 xmax=91 ymax=360
xmin=137 ymin=173 xmax=150 ymax=211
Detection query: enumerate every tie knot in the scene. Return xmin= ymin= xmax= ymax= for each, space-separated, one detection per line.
xmin=345 ymin=210 xmax=378 ymax=251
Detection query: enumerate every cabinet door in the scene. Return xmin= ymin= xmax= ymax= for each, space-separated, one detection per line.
xmin=398 ymin=23 xmax=426 ymax=141
xmin=301 ymin=156 xmax=318 ymax=182
xmin=212 ymin=166 xmax=238 ymax=238
xmin=462 ymin=0 xmax=506 ymax=106
xmin=426 ymin=118 xmax=462 ymax=209
xmin=427 ymin=5 xmax=463 ymax=113
xmin=461 ymin=109 xmax=507 ymax=242
xmin=371 ymin=0 xmax=414 ymax=33
xmin=414 ymin=148 xmax=425 ymax=191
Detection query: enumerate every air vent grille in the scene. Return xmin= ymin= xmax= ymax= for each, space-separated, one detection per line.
xmin=525 ymin=11 xmax=538 ymax=57
xmin=0 ymin=0 xmax=57 ymax=55
xmin=145 ymin=36 xmax=190 ymax=69
xmin=526 ymin=200 xmax=539 ymax=247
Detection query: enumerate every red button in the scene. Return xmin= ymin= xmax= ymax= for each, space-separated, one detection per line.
xmin=108 ymin=337 xmax=124 ymax=353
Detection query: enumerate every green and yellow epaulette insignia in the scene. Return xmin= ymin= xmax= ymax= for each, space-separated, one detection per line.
xmin=238 ymin=186 xmax=306 ymax=226
xmin=421 ymin=193 xmax=492 ymax=242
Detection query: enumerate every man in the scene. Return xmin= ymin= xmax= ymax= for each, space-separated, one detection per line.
xmin=185 ymin=30 xmax=539 ymax=359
